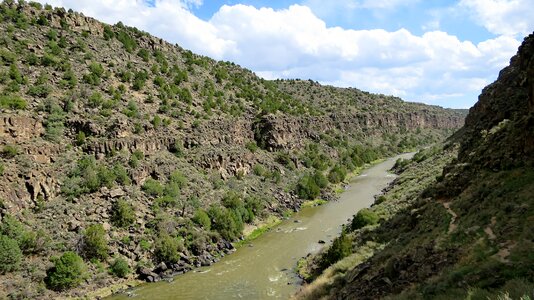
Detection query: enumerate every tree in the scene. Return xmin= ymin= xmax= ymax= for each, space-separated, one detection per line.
xmin=351 ymin=208 xmax=379 ymax=231
xmin=321 ymin=232 xmax=352 ymax=268
xmin=109 ymin=257 xmax=130 ymax=278
xmin=110 ymin=199 xmax=135 ymax=228
xmin=45 ymin=252 xmax=86 ymax=291
xmin=154 ymin=234 xmax=183 ymax=264
xmin=0 ymin=235 xmax=22 ymax=273
xmin=82 ymin=224 xmax=108 ymax=260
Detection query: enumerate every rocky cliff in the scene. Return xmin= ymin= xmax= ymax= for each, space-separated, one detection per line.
xmin=295 ymin=33 xmax=534 ymax=300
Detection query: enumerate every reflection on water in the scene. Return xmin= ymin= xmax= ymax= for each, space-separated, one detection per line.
xmin=108 ymin=153 xmax=413 ymax=300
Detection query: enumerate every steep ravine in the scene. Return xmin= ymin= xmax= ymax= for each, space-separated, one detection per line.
xmin=0 ymin=1 xmax=465 ymax=299
xmin=296 ymin=33 xmax=534 ymax=299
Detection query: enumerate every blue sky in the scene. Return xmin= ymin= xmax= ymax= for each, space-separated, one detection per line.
xmin=40 ymin=0 xmax=534 ymax=108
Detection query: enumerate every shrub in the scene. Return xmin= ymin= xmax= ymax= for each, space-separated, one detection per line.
xmin=207 ymin=205 xmax=243 ymax=241
xmin=0 ymin=95 xmax=27 ymax=110
xmin=103 ymin=25 xmax=114 ymax=40
xmin=110 ymin=199 xmax=135 ymax=228
xmin=109 ymin=257 xmax=130 ymax=278
xmin=27 ymin=84 xmax=52 ymax=98
xmin=296 ymin=174 xmax=321 ymax=200
xmin=1 ymin=145 xmax=18 ymax=158
xmin=142 ymin=178 xmax=164 ymax=197
xmin=170 ymin=140 xmax=184 ymax=157
xmin=245 ymin=141 xmax=258 ymax=153
xmin=192 ymin=209 xmax=211 ymax=230
xmin=123 ymin=100 xmax=139 ymax=118
xmin=0 ymin=235 xmax=22 ymax=273
xmin=116 ymin=30 xmax=137 ymax=53
xmin=276 ymin=152 xmax=296 ymax=170
xmin=0 ymin=162 xmax=4 ymax=175
xmin=154 ymin=234 xmax=183 ymax=264
xmin=253 ymin=164 xmax=267 ymax=177
xmin=137 ymin=48 xmax=149 ymax=62
xmin=75 ymin=131 xmax=86 ymax=146
xmin=152 ymin=115 xmax=161 ymax=129
xmin=328 ymin=165 xmax=347 ymax=184
xmin=321 ymin=232 xmax=352 ymax=268
xmin=351 ymin=208 xmax=379 ymax=231
xmin=82 ymin=224 xmax=108 ymax=260
xmin=169 ymin=170 xmax=187 ymax=188
xmin=88 ymin=92 xmax=103 ymax=108
xmin=45 ymin=252 xmax=86 ymax=291
xmin=313 ymin=171 xmax=328 ymax=188
xmin=113 ymin=164 xmax=131 ymax=185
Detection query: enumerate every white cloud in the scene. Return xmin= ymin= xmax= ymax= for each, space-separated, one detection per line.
xmin=34 ymin=1 xmax=521 ymax=108
xmin=459 ymin=0 xmax=534 ymax=36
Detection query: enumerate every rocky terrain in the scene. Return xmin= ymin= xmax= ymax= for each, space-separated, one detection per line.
xmin=295 ymin=33 xmax=534 ymax=299
xmin=0 ymin=1 xmax=465 ymax=299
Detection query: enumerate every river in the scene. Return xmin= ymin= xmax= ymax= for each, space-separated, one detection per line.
xmin=109 ymin=153 xmax=412 ymax=300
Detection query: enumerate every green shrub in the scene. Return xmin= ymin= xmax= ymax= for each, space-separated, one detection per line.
xmin=320 ymin=232 xmax=352 ymax=268
xmin=192 ymin=209 xmax=211 ymax=230
xmin=75 ymin=131 xmax=86 ymax=146
xmin=123 ymin=100 xmax=139 ymax=118
xmin=328 ymin=165 xmax=347 ymax=184
xmin=0 ymin=162 xmax=4 ymax=175
xmin=113 ymin=164 xmax=131 ymax=185
xmin=208 ymin=204 xmax=244 ymax=241
xmin=170 ymin=170 xmax=187 ymax=188
xmin=154 ymin=234 xmax=183 ymax=264
xmin=152 ymin=115 xmax=161 ymax=128
xmin=170 ymin=140 xmax=184 ymax=157
xmin=103 ymin=25 xmax=114 ymax=40
xmin=245 ymin=141 xmax=258 ymax=153
xmin=110 ymin=199 xmax=135 ymax=228
xmin=45 ymin=251 xmax=86 ymax=291
xmin=88 ymin=92 xmax=103 ymax=108
xmin=0 ymin=235 xmax=22 ymax=273
xmin=137 ymin=48 xmax=149 ymax=62
xmin=0 ymin=95 xmax=27 ymax=109
xmin=296 ymin=174 xmax=321 ymax=200
xmin=253 ymin=164 xmax=267 ymax=177
xmin=351 ymin=208 xmax=379 ymax=231
xmin=82 ymin=224 xmax=108 ymax=260
xmin=116 ymin=30 xmax=137 ymax=53
xmin=109 ymin=257 xmax=130 ymax=278
xmin=276 ymin=152 xmax=296 ymax=170
xmin=313 ymin=171 xmax=328 ymax=188
xmin=142 ymin=179 xmax=164 ymax=197
xmin=27 ymin=84 xmax=52 ymax=98
xmin=1 ymin=145 xmax=18 ymax=158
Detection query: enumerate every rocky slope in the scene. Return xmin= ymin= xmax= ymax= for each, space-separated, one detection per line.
xmin=295 ymin=33 xmax=534 ymax=299
xmin=0 ymin=1 xmax=465 ymax=299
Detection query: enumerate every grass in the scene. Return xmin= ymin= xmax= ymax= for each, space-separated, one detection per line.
xmin=301 ymin=199 xmax=327 ymax=208
xmin=293 ymin=241 xmax=384 ymax=300
xmin=233 ymin=215 xmax=281 ymax=248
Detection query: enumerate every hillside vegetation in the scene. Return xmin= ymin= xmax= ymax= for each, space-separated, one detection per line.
xmin=0 ymin=1 xmax=465 ymax=298
xmin=295 ymin=33 xmax=534 ymax=300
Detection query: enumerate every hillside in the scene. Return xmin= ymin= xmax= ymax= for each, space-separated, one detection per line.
xmin=0 ymin=1 xmax=465 ymax=298
xmin=295 ymin=33 xmax=534 ymax=299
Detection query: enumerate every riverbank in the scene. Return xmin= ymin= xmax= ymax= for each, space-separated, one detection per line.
xmin=107 ymin=154 xmax=411 ymax=300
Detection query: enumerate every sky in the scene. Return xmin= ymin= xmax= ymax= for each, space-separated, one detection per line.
xmin=36 ymin=0 xmax=534 ymax=109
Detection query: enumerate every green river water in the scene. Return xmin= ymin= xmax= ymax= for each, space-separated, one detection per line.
xmin=109 ymin=153 xmax=413 ymax=300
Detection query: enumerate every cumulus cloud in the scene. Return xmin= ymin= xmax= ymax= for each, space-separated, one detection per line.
xmin=459 ymin=0 xmax=534 ymax=36
xmin=35 ymin=0 xmax=521 ymax=108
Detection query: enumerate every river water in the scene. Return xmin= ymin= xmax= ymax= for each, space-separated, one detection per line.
xmin=109 ymin=153 xmax=412 ymax=300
